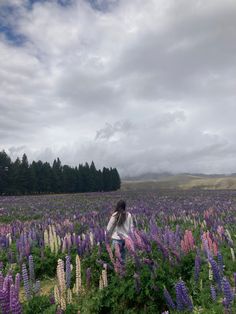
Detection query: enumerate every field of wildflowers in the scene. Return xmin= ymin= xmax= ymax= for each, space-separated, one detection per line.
xmin=0 ymin=189 xmax=235 ymax=313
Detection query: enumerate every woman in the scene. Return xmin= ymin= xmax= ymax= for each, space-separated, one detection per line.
xmin=106 ymin=199 xmax=134 ymax=262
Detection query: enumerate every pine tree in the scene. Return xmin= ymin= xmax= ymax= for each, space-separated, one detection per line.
xmin=0 ymin=151 xmax=11 ymax=194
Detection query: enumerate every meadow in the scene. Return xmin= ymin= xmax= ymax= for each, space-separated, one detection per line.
xmin=0 ymin=189 xmax=235 ymax=313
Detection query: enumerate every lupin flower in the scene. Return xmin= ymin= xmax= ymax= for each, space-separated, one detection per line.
xmin=208 ymin=262 xmax=213 ymax=281
xmin=0 ymin=271 xmax=4 ymax=290
xmin=225 ymin=229 xmax=233 ymax=246
xmin=175 ymin=281 xmax=185 ymax=311
xmin=181 ymin=230 xmax=195 ymax=253
xmin=210 ymin=285 xmax=216 ymax=301
xmin=67 ymin=288 xmax=72 ymax=304
xmin=101 ymin=264 xmax=108 ymax=288
xmin=57 ymin=259 xmax=66 ymax=296
xmin=49 ymin=226 xmax=55 ymax=253
xmin=11 ymin=294 xmax=22 ymax=314
xmin=28 ymin=255 xmax=35 ymax=284
xmin=75 ymin=255 xmax=82 ymax=294
xmin=89 ymin=232 xmax=94 ymax=247
xmin=217 ymin=252 xmax=224 ymax=276
xmin=222 ymin=277 xmax=234 ymax=309
xmin=98 ymin=274 xmax=103 ymax=290
xmin=54 ymin=285 xmax=60 ymax=305
xmin=34 ymin=280 xmax=40 ymax=294
xmin=230 ymin=248 xmax=235 ymax=262
xmin=65 ymin=255 xmax=71 ymax=289
xmin=175 ymin=280 xmax=193 ymax=312
xmin=22 ymin=263 xmax=31 ymax=300
xmin=163 ymin=288 xmax=176 ymax=310
xmin=208 ymin=257 xmax=221 ymax=290
xmin=194 ymin=254 xmax=201 ymax=282
xmin=44 ymin=229 xmax=49 ymax=247
xmin=14 ymin=273 xmax=20 ymax=296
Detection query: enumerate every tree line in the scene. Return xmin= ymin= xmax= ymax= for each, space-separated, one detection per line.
xmin=0 ymin=150 xmax=121 ymax=195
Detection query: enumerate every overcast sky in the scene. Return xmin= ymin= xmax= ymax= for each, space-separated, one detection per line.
xmin=0 ymin=0 xmax=236 ymax=177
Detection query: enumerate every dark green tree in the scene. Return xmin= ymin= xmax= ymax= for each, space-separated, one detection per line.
xmin=0 ymin=150 xmax=11 ymax=194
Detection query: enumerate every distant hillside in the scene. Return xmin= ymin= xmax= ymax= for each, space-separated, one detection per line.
xmin=121 ymin=173 xmax=236 ymax=190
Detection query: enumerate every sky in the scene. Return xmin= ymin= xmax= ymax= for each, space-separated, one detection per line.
xmin=0 ymin=0 xmax=236 ymax=177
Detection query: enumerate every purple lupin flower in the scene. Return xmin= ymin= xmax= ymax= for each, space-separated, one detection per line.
xmin=11 ymin=291 xmax=22 ymax=314
xmin=0 ymin=288 xmax=10 ymax=314
xmin=14 ymin=273 xmax=21 ymax=296
xmin=65 ymin=255 xmax=71 ymax=289
xmin=175 ymin=280 xmax=193 ymax=312
xmin=194 ymin=254 xmax=201 ymax=282
xmin=222 ymin=277 xmax=234 ymax=309
xmin=22 ymin=263 xmax=31 ymax=300
xmin=10 ymin=284 xmax=16 ymax=312
xmin=217 ymin=252 xmax=224 ymax=276
xmin=179 ymin=280 xmax=193 ymax=311
xmin=209 ymin=257 xmax=221 ymax=290
xmin=210 ymin=285 xmax=216 ymax=301
xmin=0 ymin=271 xmax=4 ymax=290
xmin=164 ymin=288 xmax=176 ymax=310
xmin=28 ymin=255 xmax=35 ymax=284
xmin=34 ymin=280 xmax=40 ymax=294
xmin=175 ymin=281 xmax=185 ymax=311
xmin=3 ymin=276 xmax=11 ymax=312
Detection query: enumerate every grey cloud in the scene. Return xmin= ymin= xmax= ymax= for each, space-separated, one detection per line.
xmin=113 ymin=1 xmax=236 ymax=102
xmin=95 ymin=120 xmax=133 ymax=140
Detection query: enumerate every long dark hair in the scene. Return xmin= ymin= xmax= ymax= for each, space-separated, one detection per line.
xmin=114 ymin=200 xmax=127 ymax=227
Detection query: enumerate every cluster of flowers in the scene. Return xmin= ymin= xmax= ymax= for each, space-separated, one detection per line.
xmin=22 ymin=255 xmax=40 ymax=301
xmin=0 ymin=272 xmax=21 ymax=314
xmin=54 ymin=254 xmax=108 ymax=311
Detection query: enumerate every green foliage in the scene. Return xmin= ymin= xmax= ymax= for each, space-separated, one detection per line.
xmin=31 ymin=247 xmax=66 ymax=279
xmin=23 ymin=295 xmax=52 ymax=314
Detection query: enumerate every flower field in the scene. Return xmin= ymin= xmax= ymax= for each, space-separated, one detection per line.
xmin=0 ymin=189 xmax=236 ymax=313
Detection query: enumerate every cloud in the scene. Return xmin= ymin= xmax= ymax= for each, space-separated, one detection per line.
xmin=0 ymin=0 xmax=236 ymax=176
xmin=95 ymin=120 xmax=133 ymax=140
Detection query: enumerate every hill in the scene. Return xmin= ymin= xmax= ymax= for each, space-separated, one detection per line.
xmin=121 ymin=173 xmax=236 ymax=190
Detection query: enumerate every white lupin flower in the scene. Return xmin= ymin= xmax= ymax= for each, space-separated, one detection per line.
xmin=44 ymin=229 xmax=49 ymax=247
xmin=226 ymin=229 xmax=233 ymax=242
xmin=208 ymin=262 xmax=213 ymax=281
xmin=230 ymin=248 xmax=235 ymax=261
xmin=102 ymin=269 xmax=108 ymax=288
xmin=54 ymin=285 xmax=60 ymax=305
xmin=99 ymin=275 xmax=104 ymax=290
xmin=89 ymin=232 xmax=94 ymax=247
xmin=67 ymin=288 xmax=72 ymax=304
xmin=60 ymin=296 xmax=66 ymax=311
xmin=57 ymin=259 xmax=66 ymax=295
xmin=75 ymin=255 xmax=82 ymax=295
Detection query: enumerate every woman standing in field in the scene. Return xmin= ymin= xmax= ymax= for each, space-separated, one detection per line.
xmin=106 ymin=199 xmax=134 ymax=262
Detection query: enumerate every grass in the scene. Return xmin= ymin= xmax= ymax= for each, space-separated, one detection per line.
xmin=121 ymin=175 xmax=236 ymax=190
xmin=19 ymin=278 xmax=56 ymax=302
